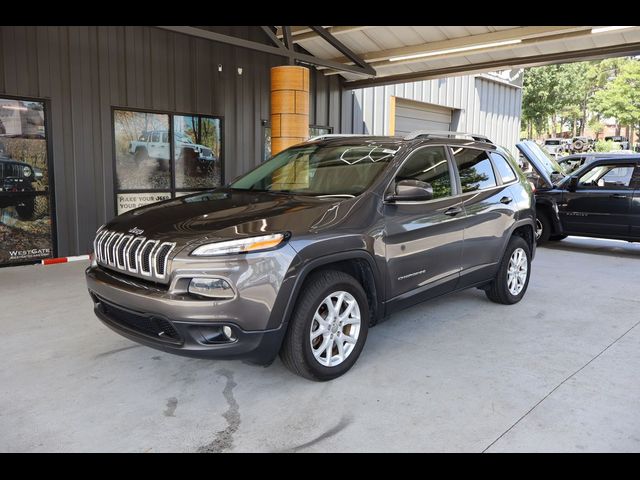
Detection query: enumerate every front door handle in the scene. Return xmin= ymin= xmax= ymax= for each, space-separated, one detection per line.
xmin=444 ymin=206 xmax=463 ymax=216
xmin=500 ymin=196 xmax=513 ymax=204
xmin=609 ymin=193 xmax=628 ymax=199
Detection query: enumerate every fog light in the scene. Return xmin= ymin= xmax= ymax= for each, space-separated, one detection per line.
xmin=222 ymin=326 xmax=236 ymax=341
xmin=188 ymin=277 xmax=234 ymax=299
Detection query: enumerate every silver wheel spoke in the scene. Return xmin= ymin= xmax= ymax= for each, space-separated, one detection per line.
xmin=309 ymin=290 xmax=361 ymax=368
xmin=342 ymin=334 xmax=357 ymax=345
xmin=336 ymin=338 xmax=345 ymax=362
xmin=311 ymin=328 xmax=325 ymax=341
xmin=324 ymin=339 xmax=334 ymax=366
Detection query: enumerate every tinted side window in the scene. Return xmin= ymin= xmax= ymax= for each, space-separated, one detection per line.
xmin=490 ymin=152 xmax=517 ymax=183
xmin=453 ymin=148 xmax=497 ymax=192
xmin=395 ymin=146 xmax=453 ymax=199
xmin=578 ymin=164 xmax=635 ymax=189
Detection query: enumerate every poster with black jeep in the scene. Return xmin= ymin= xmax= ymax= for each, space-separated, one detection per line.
xmin=174 ymin=115 xmax=221 ymax=189
xmin=0 ymin=97 xmax=53 ymax=266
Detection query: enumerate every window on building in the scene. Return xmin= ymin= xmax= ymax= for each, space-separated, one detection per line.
xmin=395 ymin=146 xmax=453 ymax=199
xmin=113 ymin=109 xmax=223 ymax=215
xmin=453 ymin=148 xmax=497 ymax=192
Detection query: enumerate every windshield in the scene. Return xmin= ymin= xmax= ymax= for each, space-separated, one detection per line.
xmin=175 ymin=134 xmax=194 ymax=144
xmin=230 ymin=143 xmax=399 ymax=196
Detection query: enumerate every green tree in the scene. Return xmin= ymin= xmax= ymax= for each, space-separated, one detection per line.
xmin=590 ymin=59 xmax=640 ymax=145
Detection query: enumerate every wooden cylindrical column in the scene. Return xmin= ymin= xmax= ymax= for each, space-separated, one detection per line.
xmin=271 ymin=65 xmax=309 ymax=155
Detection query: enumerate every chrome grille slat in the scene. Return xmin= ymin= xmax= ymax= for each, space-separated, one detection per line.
xmin=127 ymin=237 xmax=145 ymax=272
xmin=138 ymin=240 xmax=159 ymax=276
xmin=94 ymin=230 xmax=173 ymax=283
xmin=106 ymin=233 xmax=123 ymax=266
xmin=153 ymin=242 xmax=176 ymax=279
xmin=115 ymin=235 xmax=132 ymax=269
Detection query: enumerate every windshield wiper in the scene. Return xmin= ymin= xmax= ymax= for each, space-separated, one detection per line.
xmin=315 ymin=194 xmax=355 ymax=198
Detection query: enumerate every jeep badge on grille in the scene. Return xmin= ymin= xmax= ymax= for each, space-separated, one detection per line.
xmin=128 ymin=227 xmax=144 ymax=236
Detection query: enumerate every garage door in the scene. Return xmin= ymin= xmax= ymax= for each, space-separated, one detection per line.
xmin=393 ymin=97 xmax=452 ymax=136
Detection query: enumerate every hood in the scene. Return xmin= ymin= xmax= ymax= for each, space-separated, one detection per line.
xmin=516 ymin=141 xmax=567 ymax=188
xmin=104 ymin=188 xmax=363 ymax=246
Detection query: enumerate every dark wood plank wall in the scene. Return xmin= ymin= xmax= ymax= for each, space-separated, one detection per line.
xmin=0 ymin=26 xmax=346 ymax=256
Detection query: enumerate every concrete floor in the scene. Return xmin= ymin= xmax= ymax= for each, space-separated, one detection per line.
xmin=1 ymin=237 xmax=639 ymax=452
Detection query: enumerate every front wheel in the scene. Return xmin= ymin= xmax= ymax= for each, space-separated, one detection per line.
xmin=16 ymin=198 xmax=35 ymax=220
xmin=279 ymin=270 xmax=369 ymax=381
xmin=485 ymin=235 xmax=531 ymax=305
xmin=535 ymin=210 xmax=553 ymax=244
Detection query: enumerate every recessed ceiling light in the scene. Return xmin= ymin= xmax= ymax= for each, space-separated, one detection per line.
xmin=389 ymin=39 xmax=522 ymax=62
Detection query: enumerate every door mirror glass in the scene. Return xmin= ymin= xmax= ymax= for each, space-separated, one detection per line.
xmin=387 ymin=179 xmax=433 ymax=202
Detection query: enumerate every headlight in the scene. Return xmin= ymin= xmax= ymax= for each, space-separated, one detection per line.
xmin=23 ymin=166 xmax=32 ymax=177
xmin=191 ymin=233 xmax=287 ymax=256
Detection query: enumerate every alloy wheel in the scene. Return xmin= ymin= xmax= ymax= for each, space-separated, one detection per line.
xmin=309 ymin=291 xmax=361 ymax=367
xmin=507 ymin=247 xmax=528 ymax=296
xmin=535 ymin=218 xmax=543 ymax=240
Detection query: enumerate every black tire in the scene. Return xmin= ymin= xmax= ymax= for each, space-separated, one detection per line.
xmin=535 ymin=209 xmax=553 ymax=244
xmin=485 ymin=235 xmax=531 ymax=305
xmin=279 ymin=269 xmax=370 ymax=381
xmin=16 ymin=198 xmax=35 ymax=220
xmin=159 ymin=159 xmax=171 ymax=172
xmin=134 ymin=148 xmax=148 ymax=166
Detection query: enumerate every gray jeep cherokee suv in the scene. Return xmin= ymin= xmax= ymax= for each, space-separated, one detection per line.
xmin=86 ymin=131 xmax=536 ymax=380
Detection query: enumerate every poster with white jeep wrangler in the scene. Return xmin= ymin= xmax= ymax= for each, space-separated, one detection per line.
xmin=114 ymin=110 xmax=171 ymax=190
xmin=0 ymin=97 xmax=54 ymax=266
xmin=113 ymin=109 xmax=222 ymax=215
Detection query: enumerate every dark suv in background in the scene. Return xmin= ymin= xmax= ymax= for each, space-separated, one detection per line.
xmin=516 ymin=140 xmax=640 ymax=243
xmin=86 ymin=131 xmax=536 ymax=380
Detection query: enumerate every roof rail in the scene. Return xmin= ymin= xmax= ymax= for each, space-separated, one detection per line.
xmin=404 ymin=130 xmax=494 ymax=144
xmin=306 ymin=134 xmax=372 ymax=142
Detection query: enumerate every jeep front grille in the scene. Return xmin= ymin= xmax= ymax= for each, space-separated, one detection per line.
xmin=94 ymin=230 xmax=176 ymax=282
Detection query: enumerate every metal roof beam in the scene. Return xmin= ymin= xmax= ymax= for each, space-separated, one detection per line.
xmin=156 ymin=26 xmax=376 ymax=77
xmin=277 ymin=26 xmax=371 ymax=42
xmin=308 ymin=26 xmax=376 ymax=76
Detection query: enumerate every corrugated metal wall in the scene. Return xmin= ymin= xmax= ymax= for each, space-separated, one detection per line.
xmin=0 ymin=26 xmax=344 ymax=257
xmin=342 ymin=74 xmax=522 ymax=154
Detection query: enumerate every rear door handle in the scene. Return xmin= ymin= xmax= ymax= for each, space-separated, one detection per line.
xmin=609 ymin=193 xmax=628 ymax=199
xmin=444 ymin=206 xmax=463 ymax=216
xmin=500 ymin=196 xmax=513 ymax=204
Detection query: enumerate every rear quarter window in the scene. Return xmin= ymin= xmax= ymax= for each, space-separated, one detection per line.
xmin=490 ymin=152 xmax=517 ymax=183
xmin=453 ymin=148 xmax=497 ymax=192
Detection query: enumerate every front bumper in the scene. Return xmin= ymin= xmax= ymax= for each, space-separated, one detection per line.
xmin=85 ymin=247 xmax=297 ymax=364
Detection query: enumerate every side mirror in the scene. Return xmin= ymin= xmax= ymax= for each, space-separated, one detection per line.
xmin=386 ymin=179 xmax=433 ymax=202
xmin=567 ymin=176 xmax=579 ymax=192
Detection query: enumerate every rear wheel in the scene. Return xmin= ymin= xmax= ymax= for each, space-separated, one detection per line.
xmin=134 ymin=148 xmax=148 ymax=166
xmin=485 ymin=235 xmax=531 ymax=305
xmin=279 ymin=270 xmax=369 ymax=381
xmin=535 ymin=210 xmax=553 ymax=244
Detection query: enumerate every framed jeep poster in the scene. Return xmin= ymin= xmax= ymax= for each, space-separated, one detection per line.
xmin=0 ymin=96 xmax=56 ymax=266
xmin=112 ymin=108 xmax=223 ymax=215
